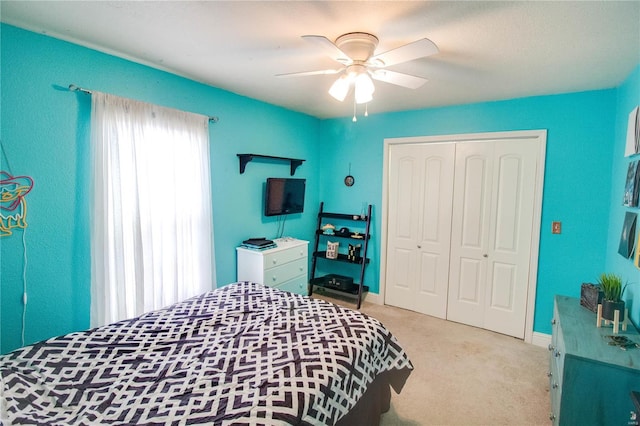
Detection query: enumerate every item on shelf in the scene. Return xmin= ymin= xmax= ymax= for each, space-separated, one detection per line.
xmin=322 ymin=274 xmax=356 ymax=292
xmin=241 ymin=243 xmax=277 ymax=251
xmin=337 ymin=227 xmax=350 ymax=236
xmin=360 ymin=202 xmax=367 ymax=219
xmin=598 ymin=272 xmax=625 ymax=322
xmin=348 ymin=243 xmax=361 ymax=262
xmin=604 ymin=335 xmax=639 ymax=350
xmin=241 ymin=237 xmax=276 ymax=250
xmin=243 ymin=237 xmax=272 ymax=246
xmin=322 ymin=223 xmax=336 ymax=235
xmin=580 ymin=283 xmax=603 ymax=313
xmin=326 ymin=241 xmax=339 ymax=259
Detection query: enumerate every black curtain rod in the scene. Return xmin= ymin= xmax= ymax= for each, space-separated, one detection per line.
xmin=68 ymin=84 xmax=219 ymax=123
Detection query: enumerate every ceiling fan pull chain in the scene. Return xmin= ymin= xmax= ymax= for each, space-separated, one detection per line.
xmin=352 ymin=96 xmax=357 ymax=122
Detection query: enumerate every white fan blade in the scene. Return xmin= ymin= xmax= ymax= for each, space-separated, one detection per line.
xmin=276 ymin=69 xmax=343 ymax=78
xmin=369 ymin=38 xmax=438 ymax=67
xmin=370 ymin=69 xmax=428 ymax=89
xmin=302 ymin=35 xmax=352 ymax=64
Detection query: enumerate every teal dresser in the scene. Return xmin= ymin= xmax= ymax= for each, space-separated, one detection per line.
xmin=549 ymin=295 xmax=640 ymax=425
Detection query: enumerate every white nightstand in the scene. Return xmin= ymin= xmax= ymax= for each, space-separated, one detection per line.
xmin=236 ymin=238 xmax=309 ymax=295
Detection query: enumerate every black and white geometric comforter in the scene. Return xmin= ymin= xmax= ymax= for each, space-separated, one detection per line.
xmin=1 ymin=282 xmax=412 ymax=425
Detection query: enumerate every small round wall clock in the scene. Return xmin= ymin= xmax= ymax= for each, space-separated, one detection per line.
xmin=344 ymin=163 xmax=355 ymax=187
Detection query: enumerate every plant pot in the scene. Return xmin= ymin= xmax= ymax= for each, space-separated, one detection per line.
xmin=602 ymin=299 xmax=625 ymax=321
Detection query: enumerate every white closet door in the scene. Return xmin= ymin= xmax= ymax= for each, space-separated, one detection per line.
xmin=385 ymin=143 xmax=455 ymax=318
xmin=483 ymin=140 xmax=539 ymax=337
xmin=447 ymin=139 xmax=539 ymax=338
xmin=447 ymin=142 xmax=494 ymax=328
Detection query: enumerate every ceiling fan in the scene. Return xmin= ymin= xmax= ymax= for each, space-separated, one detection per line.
xmin=277 ymin=32 xmax=439 ymax=107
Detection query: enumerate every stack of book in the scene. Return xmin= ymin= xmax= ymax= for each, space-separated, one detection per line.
xmin=241 ymin=238 xmax=276 ymax=250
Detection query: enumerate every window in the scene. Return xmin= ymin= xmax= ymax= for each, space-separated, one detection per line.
xmin=90 ymin=92 xmax=215 ymax=327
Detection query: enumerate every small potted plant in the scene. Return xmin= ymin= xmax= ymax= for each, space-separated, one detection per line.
xmin=598 ymin=273 xmax=625 ymax=321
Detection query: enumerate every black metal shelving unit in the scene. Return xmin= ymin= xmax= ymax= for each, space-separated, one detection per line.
xmin=309 ymin=202 xmax=372 ymax=309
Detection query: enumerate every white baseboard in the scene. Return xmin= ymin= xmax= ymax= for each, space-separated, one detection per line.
xmin=363 ymin=292 xmax=382 ymax=305
xmin=531 ymin=331 xmax=551 ymax=348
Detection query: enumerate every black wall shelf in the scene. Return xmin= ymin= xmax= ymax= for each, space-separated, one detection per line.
xmin=237 ymin=154 xmax=305 ymax=176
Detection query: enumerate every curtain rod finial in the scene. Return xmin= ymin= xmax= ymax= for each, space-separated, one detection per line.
xmin=68 ymin=84 xmax=91 ymax=94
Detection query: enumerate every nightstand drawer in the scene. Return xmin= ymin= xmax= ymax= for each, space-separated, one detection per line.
xmin=275 ymin=275 xmax=309 ymax=295
xmin=264 ymin=258 xmax=307 ymax=286
xmin=264 ymin=246 xmax=307 ymax=269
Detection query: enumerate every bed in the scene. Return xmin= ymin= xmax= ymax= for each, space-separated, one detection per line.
xmin=1 ymin=281 xmax=412 ymax=425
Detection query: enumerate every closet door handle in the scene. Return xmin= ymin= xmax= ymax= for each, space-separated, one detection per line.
xmin=483 ymin=254 xmax=488 ymax=258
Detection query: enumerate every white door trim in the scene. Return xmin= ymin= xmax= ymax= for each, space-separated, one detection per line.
xmin=380 ymin=130 xmax=547 ymax=343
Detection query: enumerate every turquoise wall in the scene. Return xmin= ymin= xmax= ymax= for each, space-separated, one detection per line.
xmin=606 ymin=64 xmax=640 ymax=328
xmin=0 ymin=25 xmax=320 ymax=353
xmin=319 ymin=90 xmax=617 ymax=336
xmin=1 ymin=23 xmax=636 ymax=353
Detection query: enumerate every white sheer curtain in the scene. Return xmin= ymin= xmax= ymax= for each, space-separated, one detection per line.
xmin=90 ymin=92 xmax=215 ymax=327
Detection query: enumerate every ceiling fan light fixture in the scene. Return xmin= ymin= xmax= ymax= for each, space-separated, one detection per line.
xmin=328 ymin=75 xmax=350 ymax=102
xmin=354 ymin=72 xmax=374 ymax=104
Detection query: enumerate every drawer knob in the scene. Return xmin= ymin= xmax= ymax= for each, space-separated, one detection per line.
xmin=552 ymin=382 xmax=559 ymax=389
xmin=547 ymin=371 xmax=552 ymax=378
xmin=548 ymin=344 xmax=554 ymax=351
xmin=549 ymin=414 xmax=556 ymax=421
xmin=551 ymin=318 xmax=556 ymax=325
xmin=272 ymin=259 xmax=277 ymax=264
xmin=554 ymin=350 xmax=561 ymax=358
xmin=272 ymin=276 xmax=277 ymax=281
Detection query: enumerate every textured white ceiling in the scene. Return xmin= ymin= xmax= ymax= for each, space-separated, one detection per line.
xmin=2 ymin=1 xmax=639 ymax=118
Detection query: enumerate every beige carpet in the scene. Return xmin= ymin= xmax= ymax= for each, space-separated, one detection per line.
xmin=312 ymin=290 xmax=550 ymax=426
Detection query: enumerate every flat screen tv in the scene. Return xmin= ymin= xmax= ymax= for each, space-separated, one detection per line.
xmin=264 ymin=178 xmax=306 ymax=216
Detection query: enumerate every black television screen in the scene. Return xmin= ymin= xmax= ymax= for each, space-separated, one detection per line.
xmin=264 ymin=178 xmax=306 ymax=216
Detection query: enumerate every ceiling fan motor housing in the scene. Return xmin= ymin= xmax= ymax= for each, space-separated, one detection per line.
xmin=335 ymin=32 xmax=379 ymax=62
